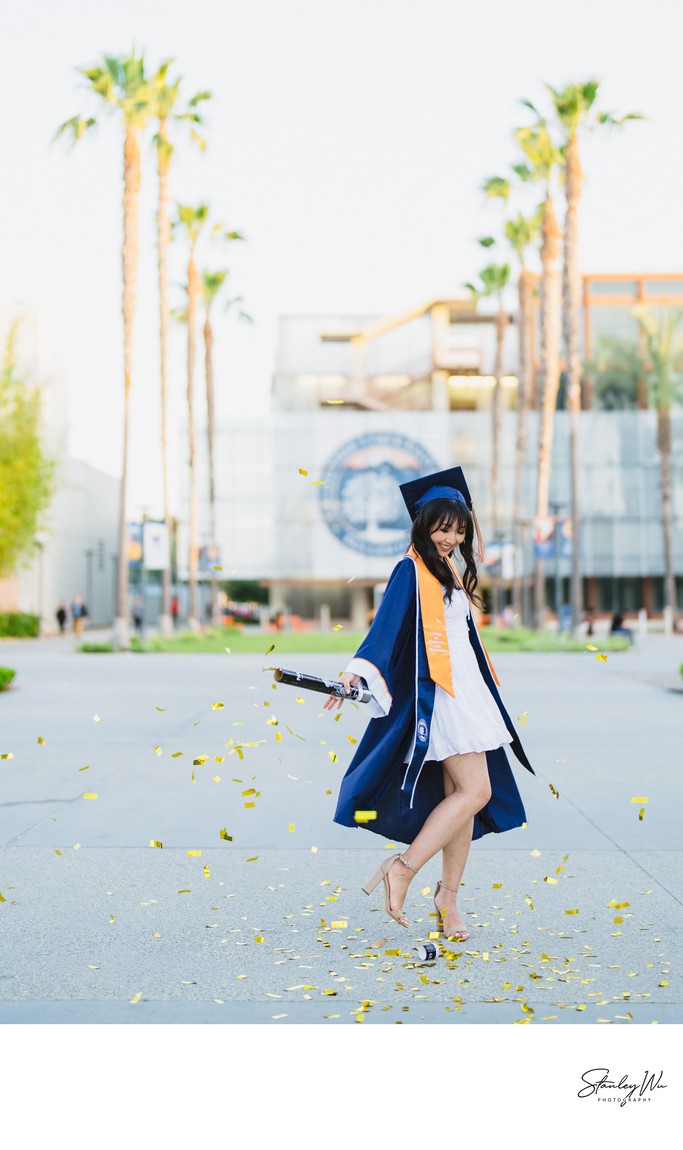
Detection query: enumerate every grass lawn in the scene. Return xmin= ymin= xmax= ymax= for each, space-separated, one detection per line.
xmin=123 ymin=625 xmax=631 ymax=655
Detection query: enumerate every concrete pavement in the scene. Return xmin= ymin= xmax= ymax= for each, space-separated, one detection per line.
xmin=0 ymin=631 xmax=681 ymax=1024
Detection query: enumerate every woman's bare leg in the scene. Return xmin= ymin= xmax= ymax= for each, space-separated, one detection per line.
xmin=435 ymin=763 xmax=476 ymax=935
xmin=383 ymin=751 xmax=491 ymax=917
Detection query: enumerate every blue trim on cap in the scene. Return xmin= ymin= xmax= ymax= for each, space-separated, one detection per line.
xmin=414 ymin=485 xmax=467 ymax=510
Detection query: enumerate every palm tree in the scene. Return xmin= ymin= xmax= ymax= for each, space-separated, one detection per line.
xmin=632 ymin=306 xmax=683 ymax=632
xmin=202 ymin=270 xmax=251 ymax=623
xmin=174 ymin=202 xmax=210 ymax=630
xmin=549 ymin=81 xmax=642 ymax=636
xmin=482 ymin=173 xmax=542 ymax=625
xmin=150 ymin=63 xmax=210 ymax=635
xmin=515 ymin=113 xmax=564 ymax=625
xmin=505 ymin=211 xmax=542 ymax=622
xmin=466 ymin=248 xmax=511 ymax=619
xmin=57 ymin=52 xmax=155 ymax=649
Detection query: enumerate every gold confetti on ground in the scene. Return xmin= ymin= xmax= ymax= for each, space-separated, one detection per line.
xmin=150 ymin=840 xmax=163 ymax=848
xmin=212 ymin=702 xmax=224 ymax=710
xmin=130 ymin=992 xmax=142 ymax=1004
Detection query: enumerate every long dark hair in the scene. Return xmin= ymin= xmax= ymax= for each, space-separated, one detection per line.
xmin=410 ymin=497 xmax=483 ymax=608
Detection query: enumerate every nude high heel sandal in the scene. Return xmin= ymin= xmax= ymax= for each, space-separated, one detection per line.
xmin=362 ymin=854 xmax=416 ymax=927
xmin=434 ymin=879 xmax=470 ymax=941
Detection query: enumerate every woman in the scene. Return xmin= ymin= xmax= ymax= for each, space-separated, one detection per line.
xmin=325 ymin=466 xmax=534 ymax=941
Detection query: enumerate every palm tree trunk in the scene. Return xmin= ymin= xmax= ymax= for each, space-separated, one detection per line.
xmin=512 ymin=265 xmax=532 ymax=624
xmin=204 ymin=309 xmax=218 ymax=623
xmin=563 ymin=133 xmax=584 ymax=637
xmin=157 ymin=126 xmax=173 ymax=635
xmin=657 ymin=406 xmax=677 ymax=629
xmin=491 ymin=306 xmax=507 ymax=620
xmin=187 ymin=251 xmax=200 ymax=630
xmin=113 ymin=124 xmax=140 ymax=650
xmin=534 ymin=196 xmax=562 ymax=627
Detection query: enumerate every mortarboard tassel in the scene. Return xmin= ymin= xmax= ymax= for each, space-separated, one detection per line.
xmin=471 ymin=501 xmax=486 ymax=564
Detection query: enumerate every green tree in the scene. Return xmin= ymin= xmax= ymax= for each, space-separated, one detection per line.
xmin=515 ymin=111 xmax=564 ymax=625
xmin=549 ymin=80 xmax=642 ymax=635
xmin=57 ymin=51 xmax=156 ymax=648
xmin=465 ymin=250 xmax=511 ymax=536
xmin=632 ymin=306 xmax=683 ymax=629
xmin=150 ymin=61 xmax=210 ymax=634
xmin=465 ymin=247 xmax=511 ymax=618
xmin=202 ymin=269 xmax=250 ymax=622
xmin=174 ymin=202 xmax=211 ymax=629
xmin=0 ymin=322 xmax=54 ymax=576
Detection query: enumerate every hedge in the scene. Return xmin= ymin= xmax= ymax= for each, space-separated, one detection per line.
xmin=0 ymin=667 xmax=16 ymax=691
xmin=0 ymin=613 xmax=40 ymax=638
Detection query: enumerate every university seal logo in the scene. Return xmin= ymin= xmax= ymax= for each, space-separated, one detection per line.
xmin=319 ymin=432 xmax=438 ymax=556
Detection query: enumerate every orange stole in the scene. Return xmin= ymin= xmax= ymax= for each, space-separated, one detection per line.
xmin=407 ymin=546 xmax=501 ymax=693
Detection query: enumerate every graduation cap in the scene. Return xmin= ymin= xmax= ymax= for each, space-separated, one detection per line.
xmin=399 ymin=466 xmax=485 ymax=563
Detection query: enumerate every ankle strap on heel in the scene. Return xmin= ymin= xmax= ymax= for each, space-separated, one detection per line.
xmin=399 ymin=854 xmax=417 ymax=873
xmin=436 ymin=879 xmax=459 ymax=893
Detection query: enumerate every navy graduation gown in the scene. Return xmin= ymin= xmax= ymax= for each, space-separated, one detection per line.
xmin=333 ymin=556 xmax=534 ymax=845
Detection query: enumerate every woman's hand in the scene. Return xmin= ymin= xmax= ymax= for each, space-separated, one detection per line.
xmin=323 ymin=672 xmax=361 ymax=711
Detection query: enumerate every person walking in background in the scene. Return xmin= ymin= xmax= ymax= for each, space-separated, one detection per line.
xmin=71 ymin=595 xmax=85 ymax=637
xmin=132 ymin=598 xmax=143 ymax=635
xmin=171 ymin=595 xmax=180 ymax=628
xmin=327 ymin=466 xmax=534 ymax=942
xmin=610 ymin=609 xmax=634 ymax=643
xmin=56 ymin=603 xmax=68 ymax=634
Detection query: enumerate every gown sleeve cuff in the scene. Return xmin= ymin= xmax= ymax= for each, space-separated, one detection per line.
xmin=345 ymin=657 xmax=392 ymax=718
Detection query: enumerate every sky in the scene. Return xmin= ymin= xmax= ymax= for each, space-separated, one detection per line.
xmin=2 ymin=0 xmax=683 ymax=519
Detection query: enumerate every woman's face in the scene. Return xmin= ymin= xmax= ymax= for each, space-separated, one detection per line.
xmin=430 ymin=518 xmax=466 ymax=556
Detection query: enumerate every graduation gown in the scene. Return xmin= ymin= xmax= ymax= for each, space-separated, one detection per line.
xmin=333 ymin=555 xmax=534 ymax=844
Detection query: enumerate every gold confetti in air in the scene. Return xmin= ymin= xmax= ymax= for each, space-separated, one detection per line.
xmin=154 ymin=746 xmax=162 ymax=756
xmin=130 ymin=992 xmax=142 ymax=1005
xmin=265 ymin=644 xmax=275 ymax=655
xmin=213 ymin=565 xmax=223 ymax=571
xmin=212 ymin=702 xmax=225 ymax=710
xmin=516 ymin=712 xmax=529 ymax=725
xmin=596 ymin=654 xmax=608 ymax=662
xmin=549 ymin=784 xmax=559 ymax=799
xmin=37 ymin=737 xmax=45 ymax=745
xmin=1 ymin=753 xmax=13 ymax=760
xmin=171 ymin=752 xmax=183 ymax=758
xmin=354 ymin=811 xmax=377 ymax=822
xmin=155 ymin=706 xmax=166 ymax=712
xmin=150 ymin=840 xmax=163 ymax=849
xmin=332 ymin=625 xmax=343 ymax=631
xmin=347 ymin=736 xmax=357 ymax=744
xmin=638 ymin=808 xmax=646 ymax=821
xmin=83 ymin=793 xmax=98 ymax=800
xmin=631 ymin=796 xmax=648 ymax=803
xmin=289 ymin=824 xmax=295 ymax=832
xmin=93 ymin=714 xmax=101 ymax=723
xmin=246 ymin=856 xmax=258 ymax=863
xmin=298 ymin=468 xmax=308 ymax=476
xmin=329 ymin=752 xmax=338 ymax=763
xmin=586 ymin=644 xmax=598 ymax=651
xmin=79 ymin=765 xmax=90 ymax=772
xmin=219 ymin=828 xmax=233 ymax=841
xmin=187 ymin=850 xmax=201 ymax=857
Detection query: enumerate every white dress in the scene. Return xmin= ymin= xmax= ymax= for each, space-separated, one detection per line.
xmin=425 ymin=586 xmax=512 ymax=760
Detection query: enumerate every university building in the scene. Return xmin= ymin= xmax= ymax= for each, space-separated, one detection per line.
xmin=184 ymin=275 xmax=683 ymax=626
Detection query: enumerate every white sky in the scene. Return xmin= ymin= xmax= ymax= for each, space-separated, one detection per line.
xmin=2 ymin=0 xmax=683 ymax=518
